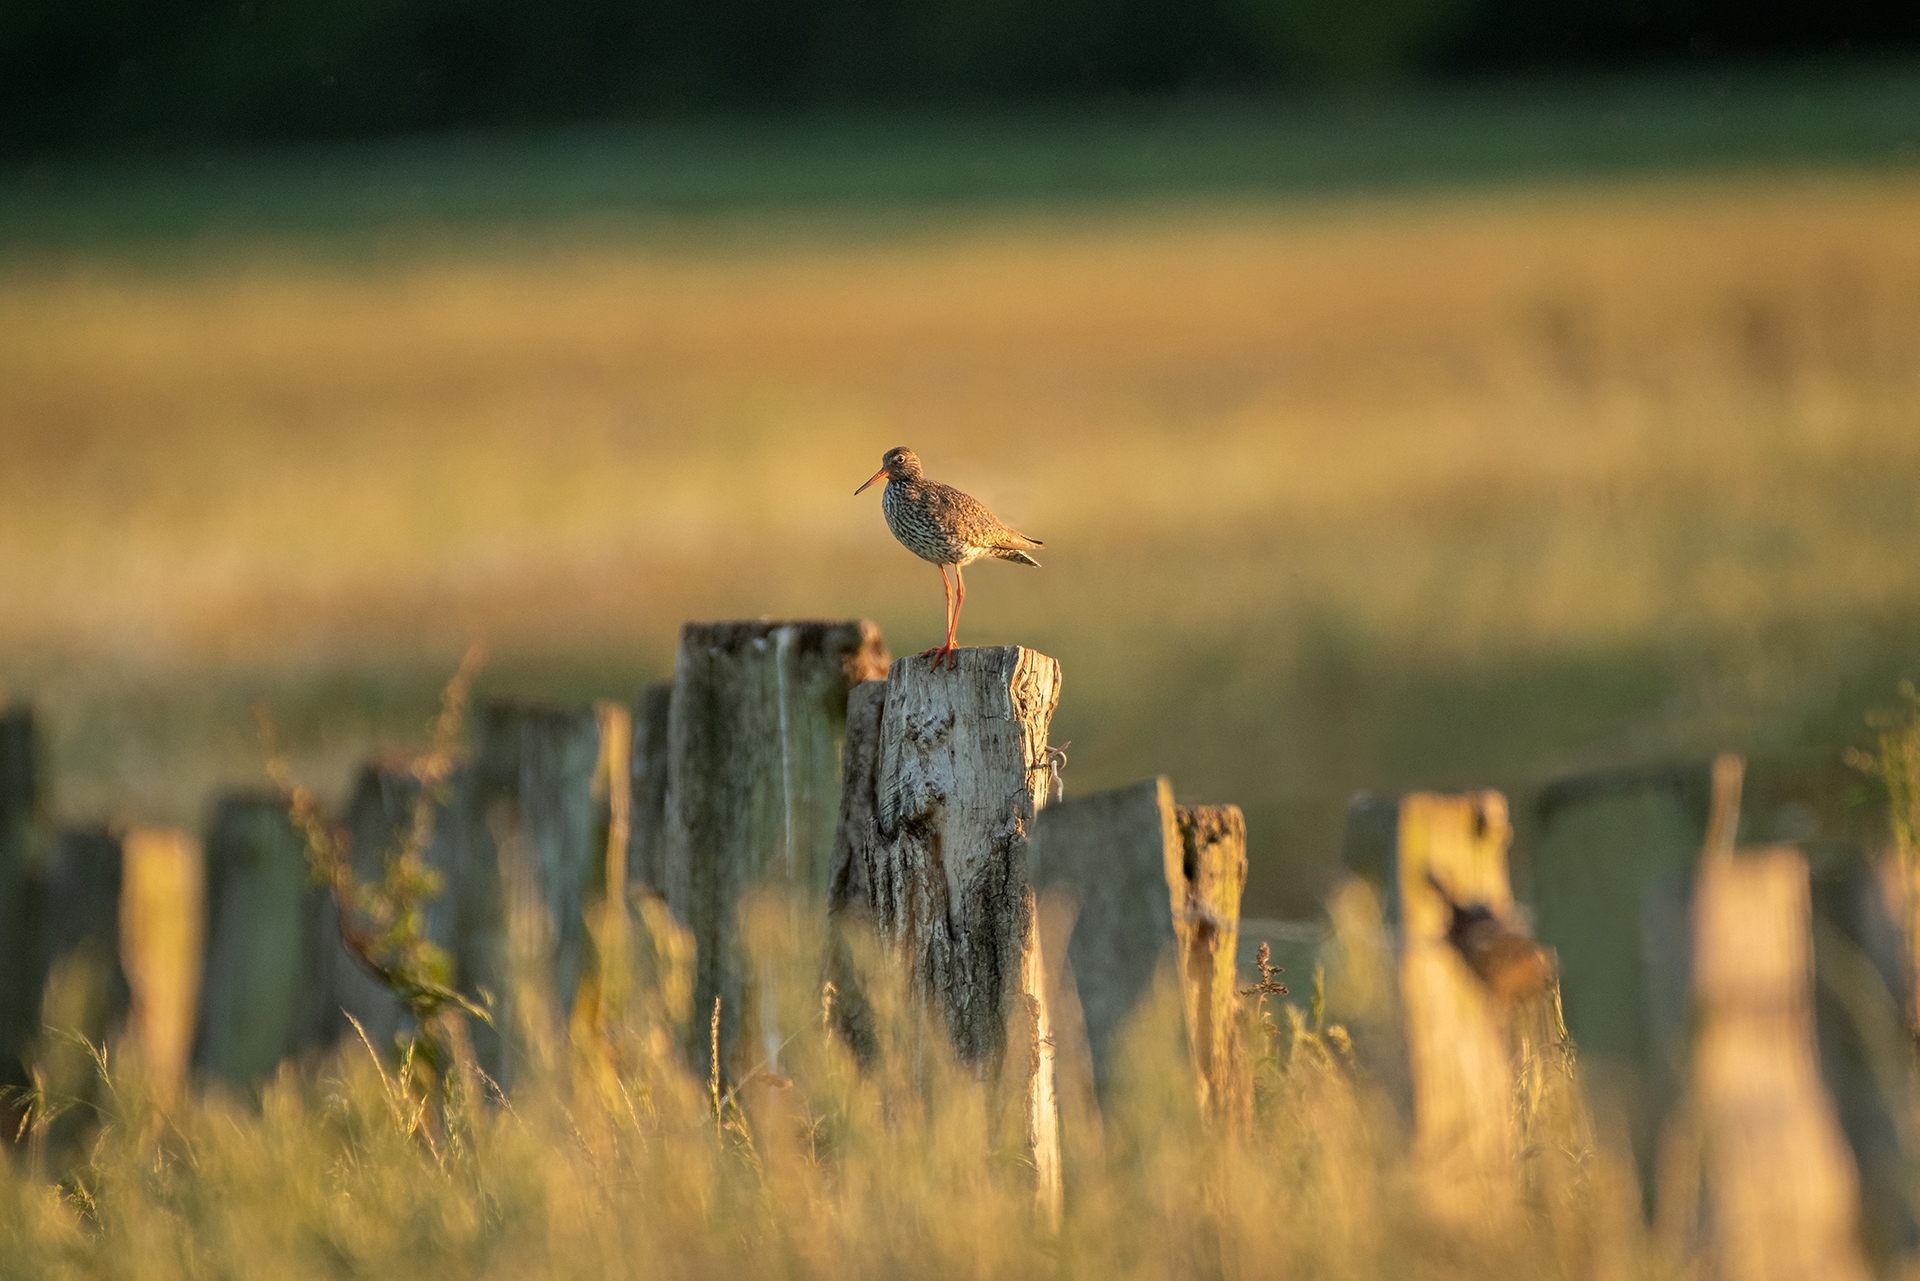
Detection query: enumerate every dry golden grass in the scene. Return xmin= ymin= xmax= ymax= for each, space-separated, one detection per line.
xmin=4 ymin=173 xmax=1920 ymax=910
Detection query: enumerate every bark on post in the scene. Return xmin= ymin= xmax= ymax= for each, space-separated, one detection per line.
xmin=1027 ymin=777 xmax=1180 ymax=1106
xmin=662 ymin=620 xmax=888 ymax=1077
xmin=625 ymin=680 xmax=673 ymax=897
xmin=119 ymin=826 xmax=202 ymax=1107
xmin=1396 ymin=790 xmax=1523 ymax=1228
xmin=194 ymin=793 xmax=336 ymax=1086
xmin=1685 ymin=843 xmax=1870 ymax=1281
xmin=466 ymin=700 xmax=602 ymax=1081
xmin=867 ymin=646 xmax=1062 ymax=1213
xmin=1168 ymin=803 xmax=1250 ymax=1128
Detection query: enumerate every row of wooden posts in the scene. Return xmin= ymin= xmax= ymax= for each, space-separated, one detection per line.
xmin=0 ymin=623 xmax=1914 ymax=1276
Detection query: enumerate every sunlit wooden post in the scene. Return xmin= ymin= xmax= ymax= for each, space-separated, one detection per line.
xmin=194 ymin=793 xmax=335 ymax=1086
xmin=867 ymin=646 xmax=1062 ymax=1215
xmin=1396 ymin=790 xmax=1524 ymax=1227
xmin=119 ymin=826 xmax=203 ymax=1106
xmin=1168 ymin=802 xmax=1250 ymax=1129
xmin=1687 ymin=844 xmax=1871 ymax=1281
xmin=662 ymin=620 xmax=888 ymax=1079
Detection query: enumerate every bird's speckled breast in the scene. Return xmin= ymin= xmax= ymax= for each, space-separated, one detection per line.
xmin=882 ymin=478 xmax=972 ymax=565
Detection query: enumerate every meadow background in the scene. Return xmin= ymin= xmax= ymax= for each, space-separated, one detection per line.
xmin=6 ymin=69 xmax=1920 ymax=916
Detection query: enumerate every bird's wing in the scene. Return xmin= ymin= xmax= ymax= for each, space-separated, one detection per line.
xmin=928 ymin=482 xmax=1042 ymax=548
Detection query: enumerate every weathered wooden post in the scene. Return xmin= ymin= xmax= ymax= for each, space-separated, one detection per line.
xmin=625 ymin=680 xmax=672 ymax=897
xmin=119 ymin=826 xmax=202 ymax=1106
xmin=867 ymin=646 xmax=1063 ymax=1212
xmin=1679 ymin=763 xmax=1871 ymax=1281
xmin=662 ymin=620 xmax=888 ymax=1076
xmin=1168 ymin=803 xmax=1249 ymax=1127
xmin=824 ymin=678 xmax=889 ymax=1062
xmin=464 ymin=700 xmax=601 ymax=1082
xmin=194 ymin=793 xmax=336 ymax=1086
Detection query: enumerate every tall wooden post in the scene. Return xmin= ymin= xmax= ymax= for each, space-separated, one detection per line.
xmin=1686 ymin=842 xmax=1870 ymax=1281
xmin=1396 ymin=791 xmax=1523 ymax=1227
xmin=194 ymin=793 xmax=336 ymax=1086
xmin=824 ymin=678 xmax=889 ymax=1063
xmin=867 ymin=646 xmax=1062 ymax=1213
xmin=662 ymin=620 xmax=888 ymax=1077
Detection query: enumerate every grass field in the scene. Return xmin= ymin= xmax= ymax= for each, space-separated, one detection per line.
xmin=5 ymin=81 xmax=1920 ymax=913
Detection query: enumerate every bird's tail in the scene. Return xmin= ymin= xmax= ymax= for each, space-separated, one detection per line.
xmin=992 ymin=547 xmax=1042 ymax=568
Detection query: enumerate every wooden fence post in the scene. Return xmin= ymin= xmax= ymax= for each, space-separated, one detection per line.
xmin=30 ymin=828 xmax=128 ymax=1156
xmin=466 ymin=700 xmax=602 ymax=1082
xmin=1169 ymin=803 xmax=1249 ymax=1128
xmin=662 ymin=620 xmax=888 ymax=1077
xmin=331 ymin=759 xmax=473 ymax=1055
xmin=0 ymin=704 xmax=40 ymax=1113
xmin=626 ymin=680 xmax=673 ymax=897
xmin=1396 ymin=790 xmax=1524 ymax=1227
xmin=119 ymin=826 xmax=202 ymax=1107
xmin=867 ymin=646 xmax=1062 ymax=1213
xmin=194 ymin=793 xmax=335 ymax=1086
xmin=1684 ymin=838 xmax=1870 ymax=1281
xmin=1027 ymin=777 xmax=1180 ymax=1109
xmin=824 ymin=678 xmax=889 ymax=1062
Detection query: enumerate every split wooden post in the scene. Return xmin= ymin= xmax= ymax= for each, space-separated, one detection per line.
xmin=625 ymin=680 xmax=673 ymax=897
xmin=466 ymin=700 xmax=602 ymax=1082
xmin=1685 ymin=841 xmax=1870 ymax=1281
xmin=1168 ymin=803 xmax=1250 ymax=1128
xmin=1396 ymin=791 xmax=1524 ymax=1227
xmin=119 ymin=826 xmax=203 ymax=1106
xmin=867 ymin=646 xmax=1063 ymax=1213
xmin=662 ymin=620 xmax=888 ymax=1077
xmin=194 ymin=793 xmax=336 ymax=1086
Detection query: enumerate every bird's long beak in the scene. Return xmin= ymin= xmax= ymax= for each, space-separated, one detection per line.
xmin=854 ymin=468 xmax=886 ymax=496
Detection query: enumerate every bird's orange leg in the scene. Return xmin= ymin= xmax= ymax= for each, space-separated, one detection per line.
xmin=946 ymin=565 xmax=966 ymax=668
xmin=919 ymin=564 xmax=955 ymax=669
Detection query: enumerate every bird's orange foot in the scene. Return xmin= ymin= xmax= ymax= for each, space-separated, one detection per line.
xmin=918 ymin=645 xmax=958 ymax=670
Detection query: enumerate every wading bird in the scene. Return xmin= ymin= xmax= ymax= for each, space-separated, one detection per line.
xmin=854 ymin=447 xmax=1042 ymax=669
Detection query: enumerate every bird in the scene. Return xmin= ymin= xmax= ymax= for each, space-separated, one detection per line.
xmin=854 ymin=446 xmax=1042 ymax=669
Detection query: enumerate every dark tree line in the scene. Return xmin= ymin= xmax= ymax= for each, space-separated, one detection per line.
xmin=3 ymin=0 xmax=1913 ymax=157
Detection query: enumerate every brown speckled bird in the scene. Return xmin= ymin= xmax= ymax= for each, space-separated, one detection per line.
xmin=854 ymin=446 xmax=1042 ymax=668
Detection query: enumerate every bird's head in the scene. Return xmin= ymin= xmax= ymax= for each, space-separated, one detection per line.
xmin=854 ymin=446 xmax=921 ymax=495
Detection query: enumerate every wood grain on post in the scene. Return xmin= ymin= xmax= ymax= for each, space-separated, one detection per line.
xmin=1170 ymin=803 xmax=1249 ymax=1127
xmin=1686 ymin=843 xmax=1870 ymax=1281
xmin=867 ymin=646 xmax=1062 ymax=1212
xmin=1396 ymin=791 xmax=1522 ymax=1227
xmin=194 ymin=793 xmax=336 ymax=1086
xmin=625 ymin=680 xmax=672 ymax=897
xmin=119 ymin=826 xmax=202 ymax=1106
xmin=663 ymin=620 xmax=888 ymax=1077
